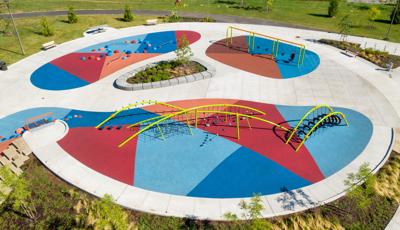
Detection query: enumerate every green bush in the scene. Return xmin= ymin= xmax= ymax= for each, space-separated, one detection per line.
xmin=40 ymin=18 xmax=53 ymax=36
xmin=390 ymin=3 xmax=400 ymax=24
xmin=368 ymin=6 xmax=381 ymax=21
xmin=123 ymin=5 xmax=134 ymax=22
xmin=328 ymin=0 xmax=340 ymax=18
xmin=67 ymin=6 xmax=78 ymax=24
xmin=164 ymin=11 xmax=181 ymax=23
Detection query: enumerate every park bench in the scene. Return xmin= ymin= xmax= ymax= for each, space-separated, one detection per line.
xmin=145 ymin=19 xmax=158 ymax=26
xmin=42 ymin=41 xmax=57 ymax=50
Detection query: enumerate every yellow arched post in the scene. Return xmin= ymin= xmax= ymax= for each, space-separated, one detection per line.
xmin=286 ymin=105 xmax=335 ymax=144
xmin=295 ymin=112 xmax=349 ymax=152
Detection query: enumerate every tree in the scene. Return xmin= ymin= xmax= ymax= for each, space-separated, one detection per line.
xmin=67 ymin=6 xmax=78 ymax=24
xmin=0 ymin=166 xmax=36 ymax=219
xmin=368 ymin=6 xmax=381 ymax=22
xmin=344 ymin=163 xmax=376 ymax=210
xmin=225 ymin=195 xmax=273 ymax=229
xmin=40 ymin=17 xmax=53 ymax=36
xmin=175 ymin=34 xmax=193 ymax=65
xmin=265 ymin=0 xmax=273 ymax=13
xmin=328 ymin=0 xmax=340 ymax=18
xmin=123 ymin=5 xmax=134 ymax=22
xmin=338 ymin=14 xmax=352 ymax=41
xmin=89 ymin=194 xmax=129 ymax=230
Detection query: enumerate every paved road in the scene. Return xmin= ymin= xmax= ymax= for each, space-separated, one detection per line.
xmin=0 ymin=9 xmax=327 ymax=32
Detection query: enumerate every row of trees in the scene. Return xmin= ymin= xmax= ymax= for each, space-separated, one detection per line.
xmin=40 ymin=5 xmax=134 ymax=37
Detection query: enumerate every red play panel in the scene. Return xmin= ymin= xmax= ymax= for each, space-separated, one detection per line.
xmin=51 ymin=52 xmax=106 ymax=83
xmin=206 ymin=36 xmax=282 ymax=79
xmin=58 ymin=126 xmax=138 ymax=185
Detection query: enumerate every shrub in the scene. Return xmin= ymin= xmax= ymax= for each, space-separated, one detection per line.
xmin=123 ymin=5 xmax=134 ymax=22
xmin=328 ymin=0 xmax=340 ymax=18
xmin=164 ymin=11 xmax=181 ymax=23
xmin=368 ymin=6 xmax=381 ymax=21
xmin=41 ymin=18 xmax=54 ymax=37
xmin=67 ymin=6 xmax=78 ymax=24
xmin=390 ymin=3 xmax=400 ymax=24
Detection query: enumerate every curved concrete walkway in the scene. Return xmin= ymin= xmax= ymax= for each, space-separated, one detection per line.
xmin=0 ymin=22 xmax=399 ymax=221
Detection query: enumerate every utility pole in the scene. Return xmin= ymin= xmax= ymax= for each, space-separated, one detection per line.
xmin=3 ymin=0 xmax=25 ymax=55
xmin=385 ymin=0 xmax=400 ymax=40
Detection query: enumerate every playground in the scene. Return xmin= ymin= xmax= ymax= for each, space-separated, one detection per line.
xmin=31 ymin=30 xmax=201 ymax=90
xmin=0 ymin=22 xmax=397 ymax=220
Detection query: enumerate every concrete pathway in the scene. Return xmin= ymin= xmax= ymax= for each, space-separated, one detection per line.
xmin=0 ymin=22 xmax=399 ymax=221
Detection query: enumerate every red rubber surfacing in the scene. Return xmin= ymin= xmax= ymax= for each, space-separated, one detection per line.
xmin=176 ymin=30 xmax=202 ymax=46
xmin=51 ymin=52 xmax=106 ymax=83
xmin=206 ymin=36 xmax=282 ymax=79
xmin=58 ymin=126 xmax=139 ymax=185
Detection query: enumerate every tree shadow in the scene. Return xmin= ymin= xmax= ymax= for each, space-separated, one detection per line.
xmin=0 ymin=46 xmax=22 ymax=56
xmin=276 ymin=187 xmax=317 ymax=211
xmin=374 ymin=19 xmax=392 ymax=24
xmin=214 ymin=0 xmax=236 ymax=5
xmin=308 ymin=13 xmax=330 ymax=18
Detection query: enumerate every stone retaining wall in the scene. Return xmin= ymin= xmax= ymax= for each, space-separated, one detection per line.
xmin=114 ymin=58 xmax=215 ymax=91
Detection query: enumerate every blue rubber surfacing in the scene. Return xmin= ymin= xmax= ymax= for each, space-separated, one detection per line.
xmin=247 ymin=36 xmax=320 ymax=79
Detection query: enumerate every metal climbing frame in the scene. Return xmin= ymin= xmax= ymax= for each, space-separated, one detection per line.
xmin=285 ymin=104 xmax=335 ymax=144
xmin=95 ymin=100 xmax=184 ymax=129
xmin=118 ymin=103 xmax=290 ymax=148
xmin=295 ymin=111 xmax=349 ymax=152
xmin=285 ymin=104 xmax=349 ymax=152
xmin=225 ymin=26 xmax=306 ymax=66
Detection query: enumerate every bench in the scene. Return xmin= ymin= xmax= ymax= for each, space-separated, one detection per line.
xmin=344 ymin=49 xmax=358 ymax=58
xmin=145 ymin=19 xmax=158 ymax=26
xmin=42 ymin=41 xmax=57 ymax=50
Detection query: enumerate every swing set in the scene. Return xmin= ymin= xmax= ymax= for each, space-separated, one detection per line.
xmin=225 ymin=26 xmax=306 ymax=66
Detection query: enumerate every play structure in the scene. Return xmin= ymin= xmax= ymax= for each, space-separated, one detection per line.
xmin=96 ymin=100 xmax=349 ymax=152
xmin=226 ymin=26 xmax=306 ymax=67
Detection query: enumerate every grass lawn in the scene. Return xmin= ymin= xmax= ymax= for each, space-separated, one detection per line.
xmin=0 ymin=14 xmax=155 ymax=64
xmin=2 ymin=0 xmax=400 ymax=42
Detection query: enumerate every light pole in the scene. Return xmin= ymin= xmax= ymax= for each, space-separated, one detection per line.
xmin=3 ymin=0 xmax=25 ymax=55
xmin=385 ymin=0 xmax=400 ymax=40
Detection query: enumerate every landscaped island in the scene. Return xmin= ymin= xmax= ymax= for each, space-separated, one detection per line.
xmin=126 ymin=60 xmax=206 ymax=84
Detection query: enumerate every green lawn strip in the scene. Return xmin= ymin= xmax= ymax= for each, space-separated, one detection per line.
xmin=0 ymin=14 xmax=155 ymax=64
xmin=2 ymin=0 xmax=400 ymax=42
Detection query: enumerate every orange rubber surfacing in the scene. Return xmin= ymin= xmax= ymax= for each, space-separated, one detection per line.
xmin=206 ymin=36 xmax=282 ymax=79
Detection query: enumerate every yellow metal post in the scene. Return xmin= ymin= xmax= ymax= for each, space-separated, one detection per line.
xmin=236 ymin=113 xmax=240 ymax=139
xmin=194 ymin=110 xmax=198 ymax=128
